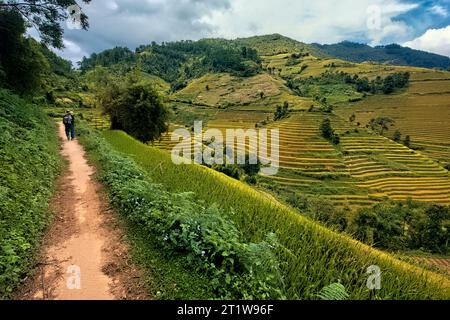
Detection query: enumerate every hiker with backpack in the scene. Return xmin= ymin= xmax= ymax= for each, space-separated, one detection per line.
xmin=63 ymin=110 xmax=76 ymax=141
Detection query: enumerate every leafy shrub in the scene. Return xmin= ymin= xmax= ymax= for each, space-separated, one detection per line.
xmin=78 ymin=124 xmax=285 ymax=299
xmin=318 ymin=282 xmax=349 ymax=300
xmin=0 ymin=89 xmax=61 ymax=298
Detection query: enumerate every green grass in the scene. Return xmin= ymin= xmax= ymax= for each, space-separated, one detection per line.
xmin=122 ymin=222 xmax=215 ymax=299
xmin=102 ymin=129 xmax=450 ymax=299
xmin=0 ymin=89 xmax=61 ymax=298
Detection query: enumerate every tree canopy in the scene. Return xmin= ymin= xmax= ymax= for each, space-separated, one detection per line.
xmin=0 ymin=0 xmax=91 ymax=48
xmin=89 ymin=67 xmax=169 ymax=143
xmin=80 ymin=40 xmax=262 ymax=85
xmin=0 ymin=8 xmax=50 ymax=94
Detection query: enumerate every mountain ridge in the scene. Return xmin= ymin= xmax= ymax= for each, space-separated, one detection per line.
xmin=79 ymin=34 xmax=450 ymax=72
xmin=312 ymin=41 xmax=450 ymax=69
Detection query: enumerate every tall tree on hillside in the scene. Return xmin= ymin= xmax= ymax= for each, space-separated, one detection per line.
xmin=0 ymin=9 xmax=49 ymax=94
xmin=368 ymin=117 xmax=395 ymax=135
xmin=0 ymin=0 xmax=91 ymax=48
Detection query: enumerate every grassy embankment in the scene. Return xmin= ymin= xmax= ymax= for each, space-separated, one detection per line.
xmin=0 ymin=89 xmax=61 ymax=298
xmin=101 ymin=129 xmax=450 ymax=299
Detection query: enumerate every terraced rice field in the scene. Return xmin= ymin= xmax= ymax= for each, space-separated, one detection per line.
xmin=152 ymin=64 xmax=450 ymax=208
xmin=340 ymin=134 xmax=450 ymax=204
xmin=415 ymin=257 xmax=450 ymax=276
xmin=154 ymin=102 xmax=450 ymax=207
xmin=45 ymin=107 xmax=111 ymax=130
xmin=336 ymin=70 xmax=450 ymax=165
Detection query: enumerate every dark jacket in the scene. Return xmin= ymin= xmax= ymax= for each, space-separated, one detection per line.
xmin=63 ymin=114 xmax=75 ymax=127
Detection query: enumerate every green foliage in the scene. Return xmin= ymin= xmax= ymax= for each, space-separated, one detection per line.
xmin=368 ymin=117 xmax=395 ymax=135
xmin=318 ymin=282 xmax=349 ymax=300
xmin=102 ymin=130 xmax=450 ymax=299
xmin=80 ymin=47 xmax=136 ymax=71
xmin=0 ymin=89 xmax=61 ymax=298
xmin=78 ymin=124 xmax=285 ymax=299
xmin=409 ymin=205 xmax=450 ymax=253
xmin=0 ymin=0 xmax=91 ymax=49
xmin=80 ymin=40 xmax=262 ymax=84
xmin=287 ymin=71 xmax=409 ymax=102
xmin=393 ymin=130 xmax=402 ymax=142
xmin=89 ymin=67 xmax=169 ymax=143
xmin=287 ymin=195 xmax=349 ymax=232
xmin=39 ymin=44 xmax=73 ymax=76
xmin=320 ymin=118 xmax=340 ymax=145
xmin=233 ymin=34 xmax=322 ymax=57
xmin=352 ymin=202 xmax=449 ymax=254
xmin=0 ymin=9 xmax=50 ymax=95
xmin=209 ymin=153 xmax=262 ymax=183
xmin=404 ymin=135 xmax=411 ymax=148
xmin=274 ymin=102 xmax=290 ymax=121
xmin=314 ymin=42 xmax=450 ymax=69
xmin=287 ymin=194 xmax=449 ymax=254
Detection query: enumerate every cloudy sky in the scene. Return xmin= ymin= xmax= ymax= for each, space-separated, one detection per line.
xmin=50 ymin=0 xmax=450 ymax=63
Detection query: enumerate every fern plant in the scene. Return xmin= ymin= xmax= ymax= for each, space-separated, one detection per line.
xmin=318 ymin=282 xmax=349 ymax=300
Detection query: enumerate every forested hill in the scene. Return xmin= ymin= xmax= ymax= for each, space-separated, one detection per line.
xmin=312 ymin=41 xmax=450 ymax=69
xmin=79 ymin=36 xmax=450 ymax=82
xmin=79 ymin=39 xmax=262 ymax=90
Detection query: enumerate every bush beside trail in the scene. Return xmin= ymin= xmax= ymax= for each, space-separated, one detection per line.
xmin=0 ymin=89 xmax=61 ymax=298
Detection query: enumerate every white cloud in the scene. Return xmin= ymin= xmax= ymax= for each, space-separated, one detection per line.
xmin=201 ymin=0 xmax=418 ymax=45
xmin=404 ymin=25 xmax=450 ymax=57
xmin=429 ymin=5 xmax=448 ymax=17
xmin=53 ymin=39 xmax=88 ymax=65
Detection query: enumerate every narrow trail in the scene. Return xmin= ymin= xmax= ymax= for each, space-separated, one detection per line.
xmin=17 ymin=123 xmax=148 ymax=300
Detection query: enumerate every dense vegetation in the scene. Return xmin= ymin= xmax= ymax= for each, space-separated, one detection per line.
xmin=102 ymin=129 xmax=450 ymax=299
xmin=0 ymin=1 xmax=91 ymax=49
xmin=313 ymin=42 xmax=450 ymax=69
xmin=0 ymin=8 xmax=49 ymax=95
xmin=78 ymin=124 xmax=284 ymax=299
xmin=88 ymin=67 xmax=169 ymax=142
xmin=287 ymin=195 xmax=449 ymax=254
xmin=80 ymin=40 xmax=262 ymax=87
xmin=320 ymin=118 xmax=340 ymax=145
xmin=0 ymin=89 xmax=61 ymax=298
xmin=287 ymin=71 xmax=410 ymax=99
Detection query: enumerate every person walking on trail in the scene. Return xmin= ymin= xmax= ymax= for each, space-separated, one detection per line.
xmin=63 ymin=110 xmax=76 ymax=141
xmin=69 ymin=111 xmax=76 ymax=140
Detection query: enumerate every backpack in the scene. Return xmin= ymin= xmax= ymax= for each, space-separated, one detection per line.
xmin=63 ymin=114 xmax=72 ymax=125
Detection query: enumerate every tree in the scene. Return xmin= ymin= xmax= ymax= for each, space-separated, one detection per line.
xmin=403 ymin=135 xmax=411 ymax=148
xmin=393 ymin=130 xmax=402 ymax=142
xmin=320 ymin=118 xmax=333 ymax=140
xmin=349 ymin=114 xmax=356 ymax=123
xmin=274 ymin=103 xmax=289 ymax=121
xmin=0 ymin=9 xmax=49 ymax=94
xmin=368 ymin=117 xmax=395 ymax=135
xmin=92 ymin=68 xmax=169 ymax=143
xmin=409 ymin=205 xmax=450 ymax=253
xmin=106 ymin=82 xmax=169 ymax=143
xmin=320 ymin=118 xmax=340 ymax=145
xmin=0 ymin=0 xmax=91 ymax=49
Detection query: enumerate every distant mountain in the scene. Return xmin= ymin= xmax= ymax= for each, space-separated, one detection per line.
xmin=312 ymin=42 xmax=450 ymax=69
xmin=232 ymin=34 xmax=326 ymax=57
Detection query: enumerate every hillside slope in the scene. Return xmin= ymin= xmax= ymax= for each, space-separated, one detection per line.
xmin=103 ymin=129 xmax=450 ymax=299
xmin=312 ymin=42 xmax=450 ymax=69
xmin=0 ymin=89 xmax=61 ymax=298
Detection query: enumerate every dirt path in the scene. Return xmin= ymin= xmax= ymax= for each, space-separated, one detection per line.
xmin=17 ymin=123 xmax=148 ymax=300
